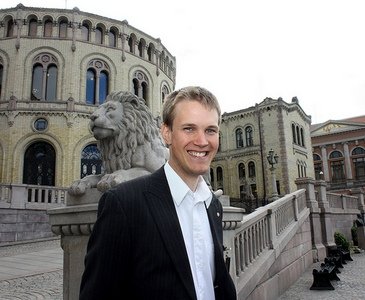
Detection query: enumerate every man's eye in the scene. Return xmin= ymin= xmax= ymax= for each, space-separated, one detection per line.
xmin=206 ymin=129 xmax=217 ymax=134
xmin=184 ymin=127 xmax=193 ymax=132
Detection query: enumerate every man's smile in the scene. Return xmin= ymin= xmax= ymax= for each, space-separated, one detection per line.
xmin=188 ymin=151 xmax=208 ymax=157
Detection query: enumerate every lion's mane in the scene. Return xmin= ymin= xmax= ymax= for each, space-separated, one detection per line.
xmin=98 ymin=91 xmax=165 ymax=173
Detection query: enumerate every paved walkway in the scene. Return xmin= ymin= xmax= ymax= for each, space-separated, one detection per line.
xmin=279 ymin=250 xmax=365 ymax=300
xmin=0 ymin=239 xmax=62 ymax=300
xmin=0 ymin=239 xmax=364 ymax=299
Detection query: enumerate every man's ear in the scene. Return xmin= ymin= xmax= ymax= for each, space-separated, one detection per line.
xmin=161 ymin=123 xmax=172 ymax=146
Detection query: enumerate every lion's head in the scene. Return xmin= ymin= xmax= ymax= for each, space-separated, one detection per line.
xmin=90 ymin=91 xmax=165 ymax=174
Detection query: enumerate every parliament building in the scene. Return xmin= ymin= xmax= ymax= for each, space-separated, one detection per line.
xmin=0 ymin=4 xmax=316 ymax=209
xmin=0 ymin=4 xmax=175 ymax=188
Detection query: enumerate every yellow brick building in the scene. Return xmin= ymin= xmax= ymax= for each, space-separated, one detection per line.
xmin=0 ymin=4 xmax=175 ymax=187
xmin=0 ymin=5 xmax=315 ymax=206
xmin=211 ymin=97 xmax=314 ymax=208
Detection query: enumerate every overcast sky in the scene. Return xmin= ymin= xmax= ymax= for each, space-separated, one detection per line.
xmin=2 ymin=0 xmax=365 ymax=124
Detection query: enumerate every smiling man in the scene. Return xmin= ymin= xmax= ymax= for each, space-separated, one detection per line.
xmin=79 ymin=86 xmax=236 ymax=300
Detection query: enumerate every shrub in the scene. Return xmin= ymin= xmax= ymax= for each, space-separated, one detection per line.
xmin=334 ymin=231 xmax=350 ymax=251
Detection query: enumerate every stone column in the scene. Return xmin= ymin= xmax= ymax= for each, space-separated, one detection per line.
xmin=295 ymin=178 xmax=327 ymax=261
xmin=343 ymin=142 xmax=353 ymax=180
xmin=321 ymin=146 xmax=329 ymax=181
xmin=222 ymin=202 xmax=245 ymax=288
xmin=10 ymin=184 xmax=27 ymax=209
xmin=351 ymin=188 xmax=365 ymax=249
xmin=48 ymin=189 xmax=102 ymax=300
xmin=314 ymin=180 xmax=336 ymax=249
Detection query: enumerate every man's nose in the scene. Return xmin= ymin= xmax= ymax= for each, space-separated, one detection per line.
xmin=194 ymin=130 xmax=208 ymax=146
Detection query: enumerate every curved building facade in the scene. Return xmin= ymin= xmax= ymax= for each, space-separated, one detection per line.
xmin=0 ymin=4 xmax=175 ymax=188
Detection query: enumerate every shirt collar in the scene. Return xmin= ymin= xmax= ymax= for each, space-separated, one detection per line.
xmin=164 ymin=162 xmax=212 ymax=208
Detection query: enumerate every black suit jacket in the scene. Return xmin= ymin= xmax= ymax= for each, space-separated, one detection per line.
xmin=79 ymin=167 xmax=236 ymax=300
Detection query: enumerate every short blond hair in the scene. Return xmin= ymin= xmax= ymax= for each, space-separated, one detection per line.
xmin=162 ymin=86 xmax=221 ymax=128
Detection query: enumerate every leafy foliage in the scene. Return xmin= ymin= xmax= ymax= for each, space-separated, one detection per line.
xmin=334 ymin=231 xmax=350 ymax=251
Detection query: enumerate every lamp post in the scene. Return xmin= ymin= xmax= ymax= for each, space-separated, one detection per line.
xmin=267 ymin=148 xmax=279 ymax=202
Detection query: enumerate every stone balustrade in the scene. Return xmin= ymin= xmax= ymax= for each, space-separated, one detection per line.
xmin=327 ymin=192 xmax=359 ymax=210
xmin=222 ymin=189 xmax=310 ymax=299
xmin=0 ymin=183 xmax=67 ymax=210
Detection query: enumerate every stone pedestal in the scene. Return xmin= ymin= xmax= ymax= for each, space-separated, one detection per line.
xmin=295 ymin=178 xmax=335 ymax=261
xmin=48 ymin=189 xmax=102 ymax=300
xmin=357 ymin=226 xmax=365 ymax=250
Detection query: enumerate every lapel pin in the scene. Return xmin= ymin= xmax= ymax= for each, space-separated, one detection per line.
xmin=217 ymin=212 xmax=220 ymax=217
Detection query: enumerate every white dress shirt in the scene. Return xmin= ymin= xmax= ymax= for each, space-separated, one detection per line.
xmin=164 ymin=162 xmax=215 ymax=300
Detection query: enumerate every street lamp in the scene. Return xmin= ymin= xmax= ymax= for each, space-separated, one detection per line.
xmin=267 ymin=148 xmax=279 ymax=201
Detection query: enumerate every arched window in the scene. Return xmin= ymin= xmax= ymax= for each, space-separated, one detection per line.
xmin=245 ymin=126 xmax=253 ymax=146
xmin=236 ymin=128 xmax=243 ymax=148
xmin=238 ymin=163 xmax=245 ymax=180
xmin=81 ymin=144 xmax=102 ymax=178
xmin=23 ymin=141 xmax=55 ymax=186
xmin=45 ymin=65 xmax=57 ymax=101
xmin=300 ymin=127 xmax=305 ymax=146
xmin=128 ymin=33 xmax=137 ymax=53
xmin=164 ymin=57 xmax=169 ymax=73
xmin=296 ymin=126 xmax=300 ymax=144
xmin=248 ymin=161 xmax=256 ymax=177
xmin=31 ymin=53 xmax=58 ymax=101
xmin=329 ymin=150 xmax=345 ymax=182
xmin=160 ymin=51 xmax=165 ymax=69
xmin=44 ymin=19 xmax=53 ymax=37
xmin=210 ymin=168 xmax=214 ymax=186
xmin=168 ymin=61 xmax=173 ymax=77
xmin=29 ymin=18 xmax=38 ymax=36
xmin=81 ymin=22 xmax=90 ymax=41
xmin=108 ymin=28 xmax=117 ymax=47
xmin=132 ymin=71 xmax=149 ymax=103
xmin=6 ymin=19 xmax=14 ymax=37
xmin=99 ymin=71 xmax=108 ymax=103
xmin=292 ymin=124 xmax=296 ymax=144
xmin=141 ymin=82 xmax=148 ymax=100
xmin=86 ymin=69 xmax=96 ymax=104
xmin=95 ymin=26 xmax=103 ymax=44
xmin=313 ymin=153 xmax=323 ymax=180
xmin=59 ymin=19 xmax=68 ymax=38
xmin=31 ymin=64 xmax=43 ymax=100
xmin=86 ymin=59 xmax=109 ymax=105
xmin=352 ymin=147 xmax=365 ymax=180
xmin=216 ymin=166 xmax=223 ymax=191
xmin=161 ymin=85 xmax=169 ymax=104
xmin=138 ymin=39 xmax=146 ymax=58
xmin=147 ymin=43 xmax=155 ymax=62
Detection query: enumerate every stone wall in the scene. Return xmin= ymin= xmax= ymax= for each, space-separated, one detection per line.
xmin=331 ymin=212 xmax=358 ymax=242
xmin=0 ymin=208 xmax=55 ymax=243
xmin=246 ymin=217 xmax=313 ymax=300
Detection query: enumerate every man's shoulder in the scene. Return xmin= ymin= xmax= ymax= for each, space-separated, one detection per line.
xmin=111 ymin=166 xmax=166 ymax=193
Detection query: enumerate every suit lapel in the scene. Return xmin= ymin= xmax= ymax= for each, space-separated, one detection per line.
xmin=206 ymin=196 xmax=227 ymax=284
xmin=144 ymin=168 xmax=197 ymax=300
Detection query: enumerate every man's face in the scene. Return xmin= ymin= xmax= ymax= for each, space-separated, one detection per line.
xmin=161 ymin=100 xmax=219 ymax=188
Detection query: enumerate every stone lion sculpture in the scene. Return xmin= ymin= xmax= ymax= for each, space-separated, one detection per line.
xmin=68 ymin=91 xmax=169 ymax=195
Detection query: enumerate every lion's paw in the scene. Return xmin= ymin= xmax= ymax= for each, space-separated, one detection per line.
xmin=96 ymin=174 xmax=117 ymax=192
xmin=68 ymin=180 xmax=90 ymax=195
